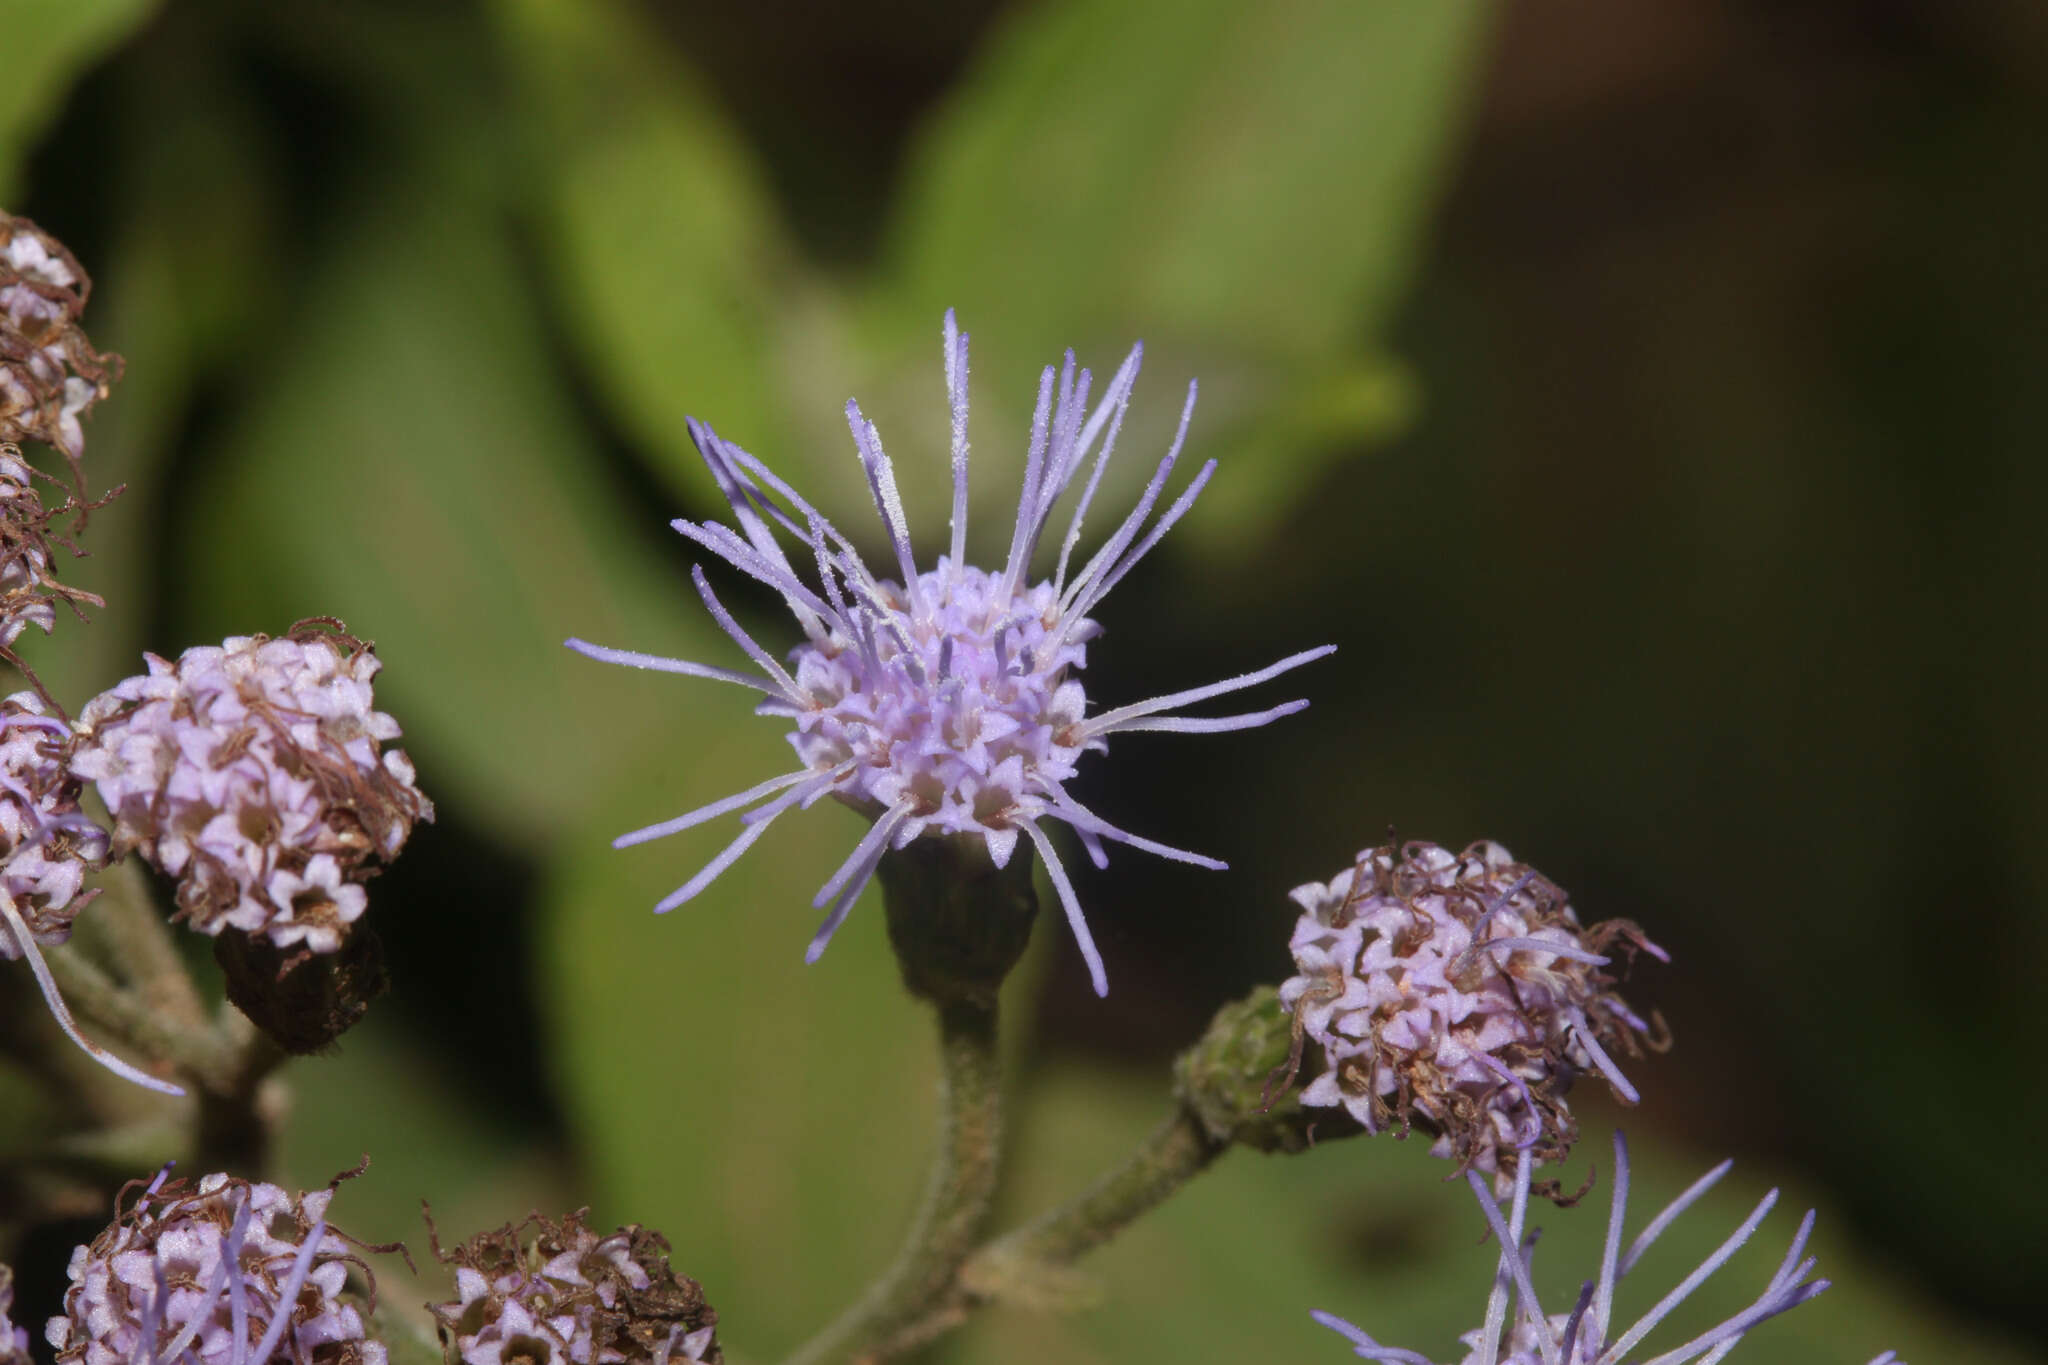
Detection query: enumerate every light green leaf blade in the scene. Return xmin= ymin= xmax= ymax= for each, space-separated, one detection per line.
xmin=488 ymin=0 xmax=811 ymax=496
xmin=0 ymin=0 xmax=158 ymax=199
xmin=177 ymin=187 xmax=714 ymax=843
xmin=872 ymin=0 xmax=1492 ymax=544
xmin=540 ymin=732 xmax=939 ymax=1361
xmin=21 ymin=53 xmax=280 ymax=705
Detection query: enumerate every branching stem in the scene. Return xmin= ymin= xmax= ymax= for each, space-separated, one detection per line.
xmin=781 ymin=997 xmax=1003 ymax=1365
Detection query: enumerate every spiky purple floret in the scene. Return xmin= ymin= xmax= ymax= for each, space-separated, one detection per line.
xmin=569 ymin=311 xmax=1332 ymax=994
xmin=1312 ymin=1132 xmax=1840 ymax=1365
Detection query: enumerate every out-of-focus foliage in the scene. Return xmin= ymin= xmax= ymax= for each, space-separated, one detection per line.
xmin=0 ymin=0 xmax=158 ymax=198
xmin=2 ymin=0 xmax=2043 ymax=1362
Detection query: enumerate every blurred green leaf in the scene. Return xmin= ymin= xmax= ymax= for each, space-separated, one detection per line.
xmin=868 ymin=0 xmax=1491 ymax=543
xmin=540 ymin=734 xmax=946 ymax=1359
xmin=0 ymin=0 xmax=157 ymax=199
xmin=24 ymin=43 xmax=279 ymax=705
xmin=277 ymin=1011 xmax=579 ymax=1341
xmin=953 ymin=1068 xmax=2037 ymax=1364
xmin=177 ymin=184 xmax=714 ymax=843
xmin=489 ymin=0 xmax=809 ymax=497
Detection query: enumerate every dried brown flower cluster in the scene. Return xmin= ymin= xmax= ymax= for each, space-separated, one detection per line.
xmin=1 ymin=212 xmax=119 ymax=474
xmin=429 ymin=1210 xmax=720 ymax=1365
xmin=1281 ymin=841 xmax=1669 ymax=1193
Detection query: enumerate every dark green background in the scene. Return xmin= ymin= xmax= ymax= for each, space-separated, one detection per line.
xmin=1 ymin=1 xmax=2042 ymax=1361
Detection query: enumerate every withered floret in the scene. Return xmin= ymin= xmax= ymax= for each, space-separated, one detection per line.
xmin=1279 ymin=840 xmax=1668 ymax=1194
xmin=0 ymin=212 xmax=119 ymax=470
xmin=428 ymin=1211 xmax=719 ymax=1365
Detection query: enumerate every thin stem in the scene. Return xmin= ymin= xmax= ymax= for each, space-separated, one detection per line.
xmin=44 ymin=944 xmax=237 ymax=1094
xmin=195 ymin=1009 xmax=288 ymax=1176
xmin=780 ymin=997 xmax=1003 ymax=1365
xmin=83 ymin=858 xmax=208 ymax=1033
xmin=970 ymin=1101 xmax=1223 ymax=1280
xmin=872 ymin=1101 xmax=1228 ymax=1361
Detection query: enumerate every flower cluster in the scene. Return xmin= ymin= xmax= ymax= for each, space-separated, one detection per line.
xmin=0 ymin=689 xmax=173 ymax=1091
xmin=47 ymin=1169 xmax=385 ymax=1365
xmin=429 ymin=1210 xmax=719 ymax=1365
xmin=1315 ymin=1132 xmax=1850 ymax=1365
xmin=0 ymin=689 xmax=106 ymax=946
xmin=1 ymin=1264 xmax=32 ymax=1365
xmin=570 ymin=311 xmax=1331 ymax=993
xmin=1279 ymin=841 xmax=1666 ymax=1187
xmin=71 ymin=623 xmax=433 ymax=957
xmin=0 ymin=211 xmax=118 ymax=468
xmin=1 ymin=444 xmax=102 ymax=650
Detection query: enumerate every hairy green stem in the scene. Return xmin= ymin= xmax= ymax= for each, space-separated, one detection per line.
xmin=869 ymin=1101 xmax=1230 ymax=1360
xmin=781 ymin=997 xmax=1003 ymax=1365
xmin=45 ymin=945 xmax=234 ymax=1092
xmin=970 ymin=1102 xmax=1224 ymax=1276
xmin=85 ymin=858 xmax=208 ymax=1032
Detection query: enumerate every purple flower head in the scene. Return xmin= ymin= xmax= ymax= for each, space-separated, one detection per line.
xmin=1313 ymin=1132 xmax=1839 ymax=1364
xmin=70 ymin=622 xmax=433 ymax=957
xmin=0 ymin=690 xmax=168 ymax=1093
xmin=0 ymin=212 xmax=119 ymax=471
xmin=428 ymin=1210 xmax=720 ymax=1365
xmin=46 ymin=1167 xmax=387 ymax=1365
xmin=569 ymin=312 xmax=1332 ymax=994
xmin=2 ymin=1263 xmax=33 ymax=1365
xmin=1279 ymin=841 xmax=1666 ymax=1189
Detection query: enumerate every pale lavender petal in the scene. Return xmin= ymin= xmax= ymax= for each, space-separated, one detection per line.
xmin=805 ymin=805 xmax=913 ymax=963
xmin=1000 ymin=366 xmax=1058 ymax=600
xmin=944 ymin=310 xmax=971 ymax=573
xmin=844 ymin=400 xmax=926 ymax=617
xmin=652 ymin=782 xmax=814 ymax=913
xmin=614 ymin=768 xmax=816 ymax=849
xmin=1085 ymin=645 xmax=1337 ymax=734
xmin=1058 ymin=382 xmax=1196 ymax=616
xmin=564 ymin=638 xmax=775 ymax=693
xmin=1309 ymin=1310 xmax=1435 ymax=1363
xmin=690 ymin=566 xmax=806 ymax=702
xmin=1602 ymin=1190 xmax=1783 ymax=1362
xmin=1053 ymin=343 xmax=1142 ymax=597
xmin=1065 ymin=456 xmax=1216 ymax=625
xmin=1022 ymin=820 xmax=1107 ymax=997
xmin=1623 ymin=1160 xmax=1734 ymax=1275
xmin=1091 ymin=698 xmax=1309 ymax=735
xmin=1591 ymin=1130 xmax=1632 ymax=1348
xmin=1043 ymin=790 xmax=1227 ymax=871
xmin=244 ymin=1219 xmax=325 ymax=1365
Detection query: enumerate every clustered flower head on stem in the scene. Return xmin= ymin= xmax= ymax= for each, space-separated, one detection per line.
xmin=69 ymin=621 xmax=433 ymax=960
xmin=47 ymin=1166 xmax=388 ymax=1365
xmin=0 ymin=688 xmax=175 ymax=1093
xmin=428 ymin=1209 xmax=719 ymax=1365
xmin=1313 ymin=1132 xmax=1870 ymax=1365
xmin=0 ymin=211 xmax=119 ymax=474
xmin=569 ymin=311 xmax=1333 ymax=994
xmin=1279 ymin=841 xmax=1667 ymax=1191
